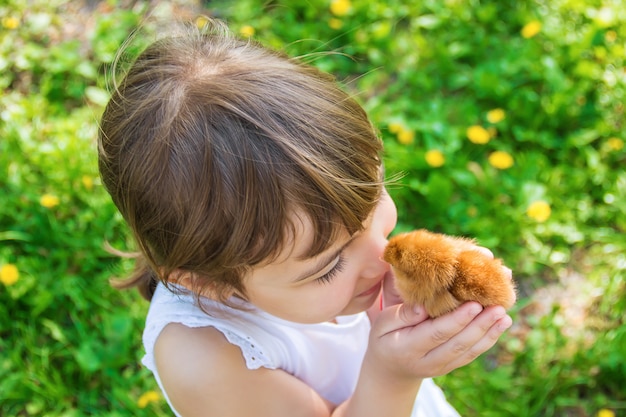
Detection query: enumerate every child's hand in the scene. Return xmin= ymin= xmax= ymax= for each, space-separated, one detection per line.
xmin=380 ymin=270 xmax=403 ymax=308
xmin=365 ymin=301 xmax=512 ymax=383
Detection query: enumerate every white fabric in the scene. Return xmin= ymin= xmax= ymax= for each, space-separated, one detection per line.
xmin=142 ymin=283 xmax=461 ymax=417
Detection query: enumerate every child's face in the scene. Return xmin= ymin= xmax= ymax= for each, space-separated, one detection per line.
xmin=244 ymin=189 xmax=398 ymax=323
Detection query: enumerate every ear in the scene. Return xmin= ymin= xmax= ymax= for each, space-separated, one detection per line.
xmin=167 ymin=270 xmax=238 ymax=301
xmin=165 ymin=269 xmax=193 ymax=288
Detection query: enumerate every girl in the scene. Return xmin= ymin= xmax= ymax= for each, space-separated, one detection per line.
xmin=98 ymin=19 xmax=512 ymax=417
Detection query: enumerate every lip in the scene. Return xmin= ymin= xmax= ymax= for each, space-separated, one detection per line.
xmin=357 ymin=280 xmax=383 ymax=297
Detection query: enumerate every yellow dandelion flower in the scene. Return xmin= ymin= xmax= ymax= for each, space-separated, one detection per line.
xmin=521 ymin=20 xmax=541 ymax=39
xmin=195 ymin=16 xmax=209 ymax=29
xmin=388 ymin=122 xmax=403 ymax=134
xmin=1 ymin=16 xmax=20 ymax=30
xmin=486 ymin=108 xmax=506 ymax=123
xmin=239 ymin=25 xmax=255 ymax=38
xmin=597 ymin=409 xmax=615 ymax=417
xmin=40 ymin=194 xmax=60 ymax=208
xmin=607 ymin=137 xmax=623 ymax=151
xmin=425 ymin=150 xmax=445 ymax=167
xmin=488 ymin=151 xmax=514 ymax=170
xmin=466 ymin=125 xmax=491 ymax=144
xmin=330 ymin=0 xmax=352 ymax=17
xmin=527 ymin=200 xmax=551 ymax=222
xmin=0 ymin=264 xmax=19 ymax=286
xmin=137 ymin=390 xmax=161 ymax=408
xmin=604 ymin=30 xmax=617 ymax=43
xmin=328 ymin=18 xmax=343 ymax=30
xmin=82 ymin=176 xmax=94 ymax=190
xmin=397 ymin=129 xmax=415 ymax=145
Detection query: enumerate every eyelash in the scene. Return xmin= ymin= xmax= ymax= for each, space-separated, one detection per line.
xmin=315 ymin=255 xmax=346 ymax=285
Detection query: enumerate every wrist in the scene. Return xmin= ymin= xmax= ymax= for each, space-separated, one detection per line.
xmin=360 ymin=352 xmax=423 ymax=392
xmin=336 ymin=361 xmax=422 ymax=417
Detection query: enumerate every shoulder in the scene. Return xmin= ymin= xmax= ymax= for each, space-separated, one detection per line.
xmin=154 ymin=324 xmax=237 ymax=413
xmin=154 ymin=323 xmax=333 ymax=417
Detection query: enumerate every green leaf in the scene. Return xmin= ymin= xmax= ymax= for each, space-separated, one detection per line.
xmin=424 ymin=172 xmax=453 ymax=212
xmin=41 ymin=319 xmax=68 ymax=344
xmin=0 ymin=231 xmax=30 ymax=242
xmin=412 ymin=14 xmax=441 ymax=29
xmin=75 ymin=342 xmax=102 ymax=373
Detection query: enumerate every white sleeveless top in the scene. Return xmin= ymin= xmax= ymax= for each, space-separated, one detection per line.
xmin=142 ymin=283 xmax=460 ymax=417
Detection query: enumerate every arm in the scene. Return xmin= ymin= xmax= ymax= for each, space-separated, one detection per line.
xmin=339 ymin=302 xmax=511 ymax=417
xmin=154 ymin=323 xmax=335 ymax=417
xmin=155 ymin=303 xmax=511 ymax=417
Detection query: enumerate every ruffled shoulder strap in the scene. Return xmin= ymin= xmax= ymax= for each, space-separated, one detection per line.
xmin=142 ymin=284 xmax=277 ymax=373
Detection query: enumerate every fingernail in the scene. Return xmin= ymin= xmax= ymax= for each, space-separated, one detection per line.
xmin=492 ymin=307 xmax=507 ymax=321
xmin=498 ymin=322 xmax=512 ymax=332
xmin=498 ymin=316 xmax=513 ymax=331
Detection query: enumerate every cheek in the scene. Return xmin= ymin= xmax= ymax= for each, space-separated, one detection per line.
xmin=307 ymin=271 xmax=359 ymax=309
xmin=286 ymin=283 xmax=357 ymax=323
xmin=336 ymin=265 xmax=364 ymax=296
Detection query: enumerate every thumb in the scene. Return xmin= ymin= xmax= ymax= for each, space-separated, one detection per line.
xmin=373 ymin=303 xmax=430 ymax=337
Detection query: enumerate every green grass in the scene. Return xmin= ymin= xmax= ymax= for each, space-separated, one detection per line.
xmin=1 ymin=0 xmax=624 ymax=416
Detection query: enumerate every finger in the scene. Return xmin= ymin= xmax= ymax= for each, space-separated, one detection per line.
xmin=445 ymin=315 xmax=512 ymax=371
xmin=373 ymin=302 xmax=430 ymax=337
xmin=429 ymin=306 xmax=512 ymax=370
xmin=381 ymin=270 xmax=403 ymax=309
xmin=410 ymin=302 xmax=484 ymax=349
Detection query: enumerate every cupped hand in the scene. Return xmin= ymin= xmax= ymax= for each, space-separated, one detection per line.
xmin=380 ymin=269 xmax=403 ymax=308
xmin=365 ymin=301 xmax=512 ymax=383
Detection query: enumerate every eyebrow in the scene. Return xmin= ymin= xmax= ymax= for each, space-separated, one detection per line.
xmin=292 ymin=236 xmax=356 ymax=283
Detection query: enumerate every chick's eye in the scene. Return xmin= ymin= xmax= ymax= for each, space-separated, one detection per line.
xmin=315 ymin=256 xmax=346 ymax=285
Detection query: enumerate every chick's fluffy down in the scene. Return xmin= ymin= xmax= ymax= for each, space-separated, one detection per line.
xmin=382 ymin=230 xmax=516 ymax=317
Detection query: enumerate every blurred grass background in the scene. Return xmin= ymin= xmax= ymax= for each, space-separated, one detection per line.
xmin=1 ymin=0 xmax=624 ymax=416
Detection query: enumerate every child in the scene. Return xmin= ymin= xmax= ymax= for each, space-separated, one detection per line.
xmin=98 ymin=19 xmax=512 ymax=417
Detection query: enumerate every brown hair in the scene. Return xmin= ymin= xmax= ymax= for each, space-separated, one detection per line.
xmin=98 ymin=20 xmax=383 ymax=304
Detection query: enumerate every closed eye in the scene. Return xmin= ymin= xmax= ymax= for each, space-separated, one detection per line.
xmin=315 ymin=255 xmax=346 ymax=285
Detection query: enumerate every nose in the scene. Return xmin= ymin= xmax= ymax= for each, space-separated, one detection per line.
xmin=358 ymin=189 xmax=397 ymax=280
xmin=359 ymin=234 xmax=392 ymax=280
xmin=380 ymin=192 xmax=398 ymax=239
xmin=361 ymin=257 xmax=390 ymax=280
